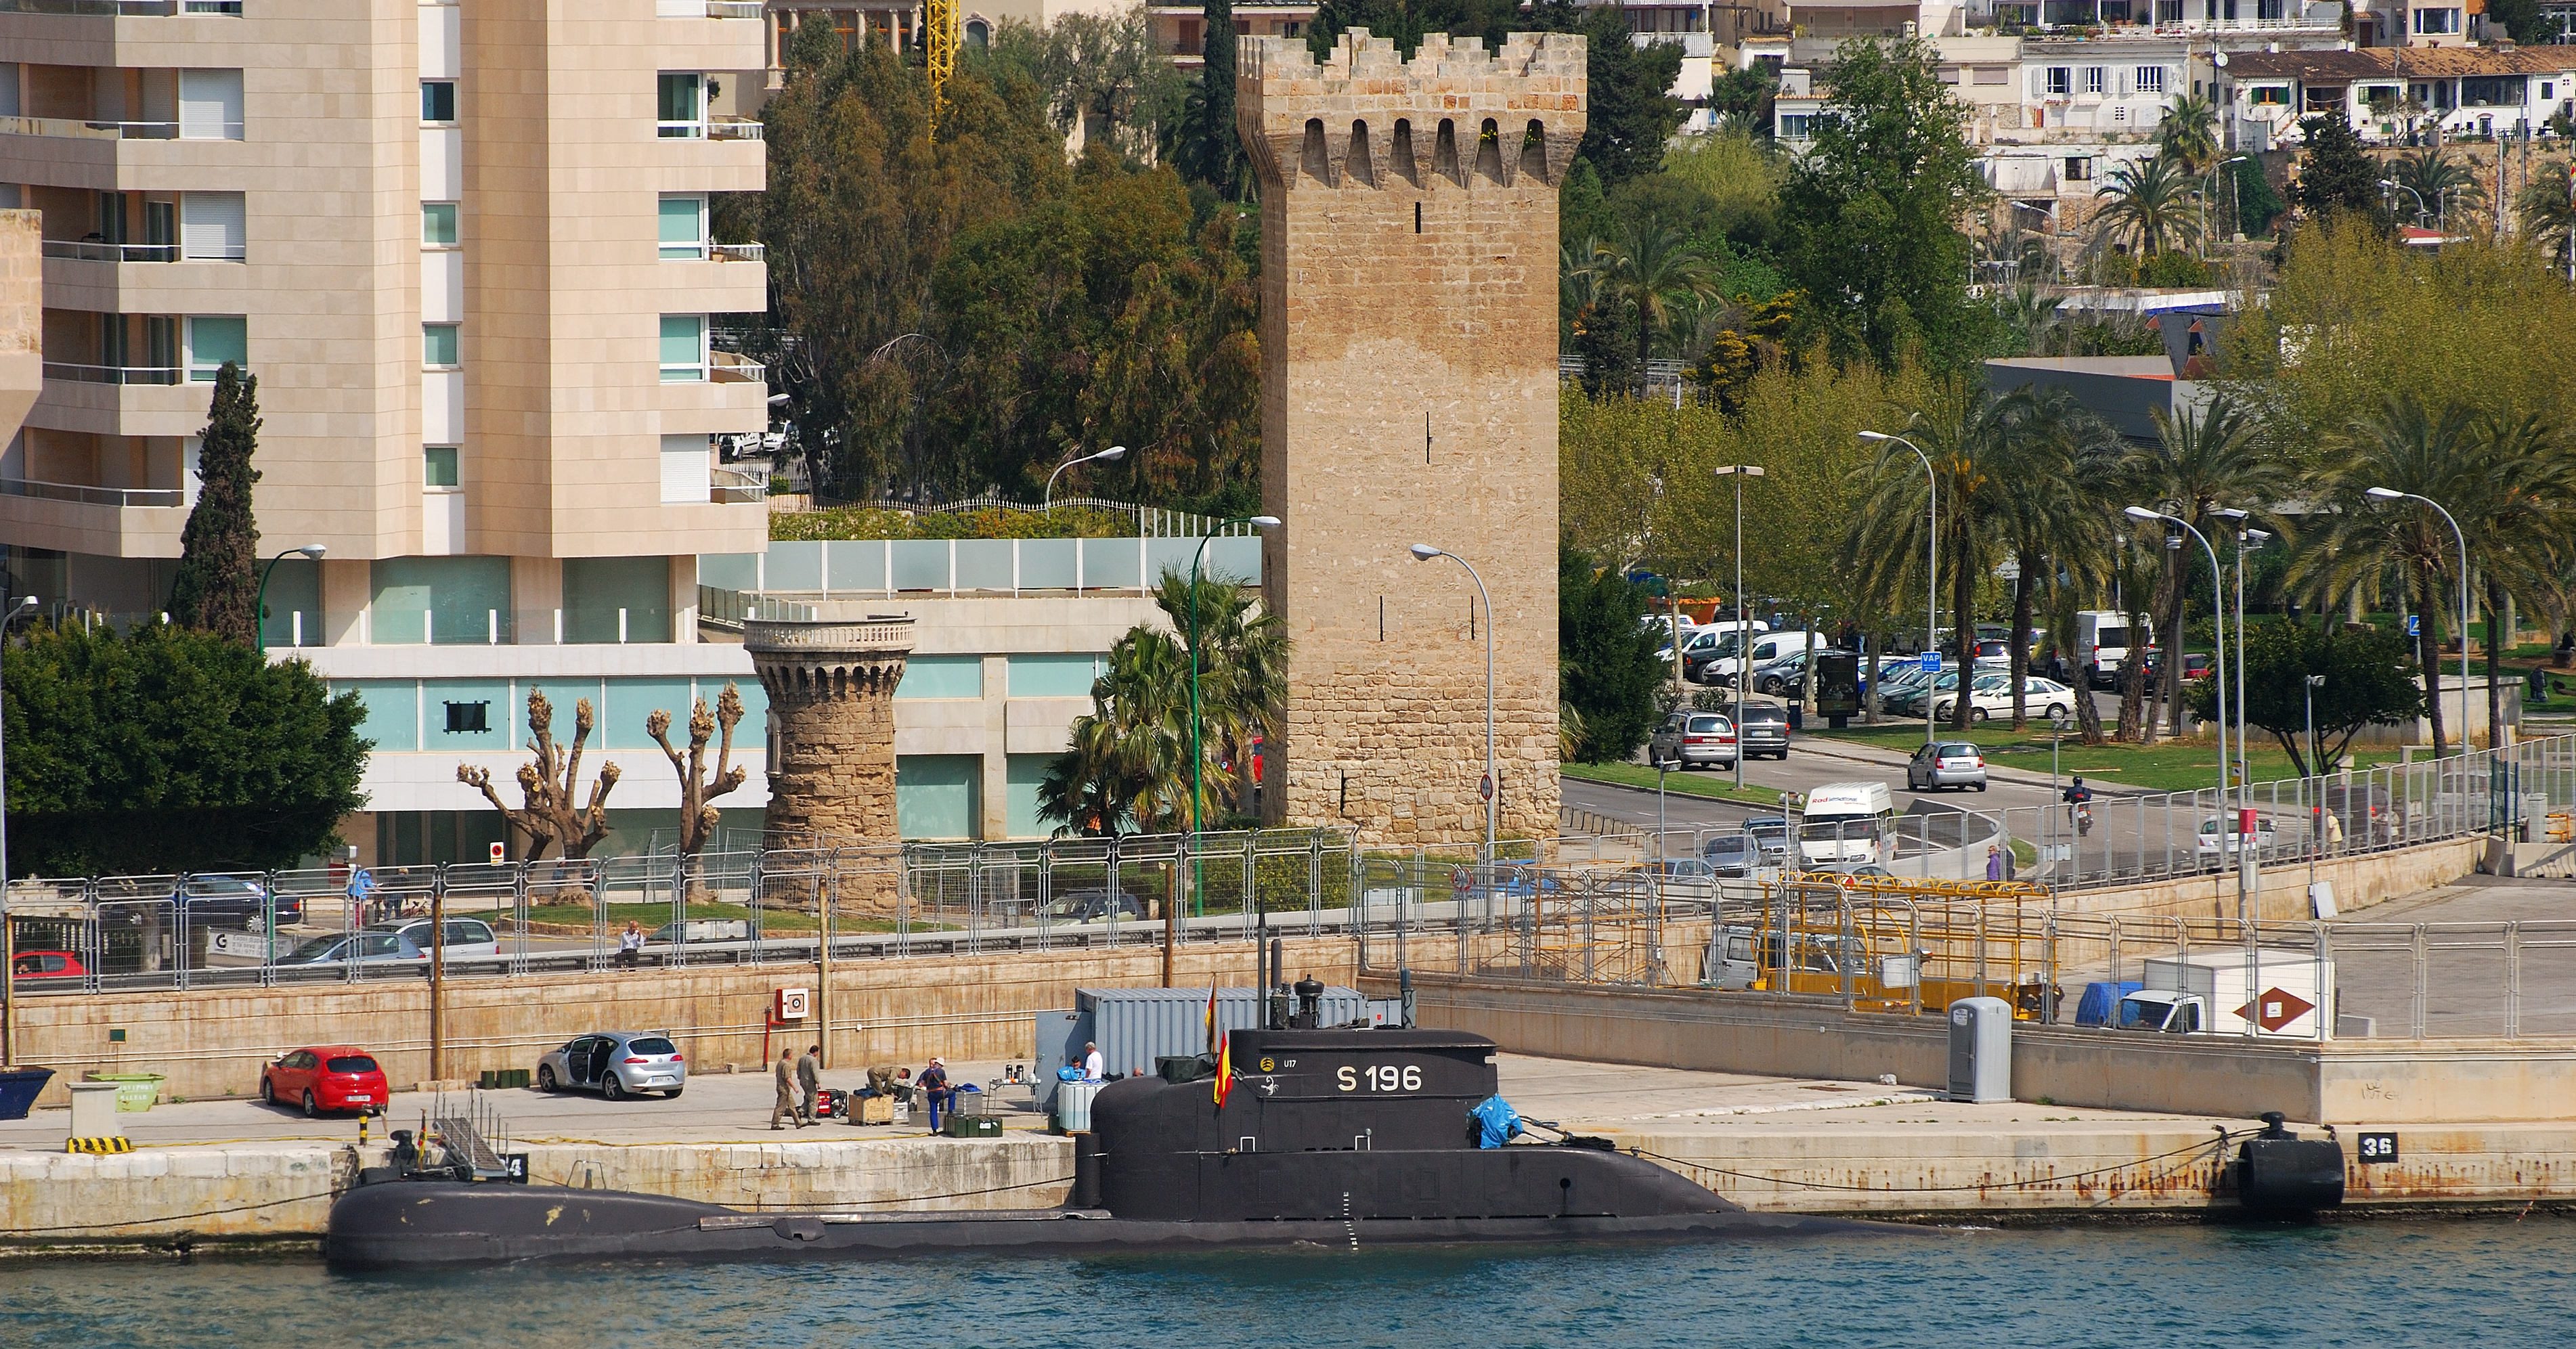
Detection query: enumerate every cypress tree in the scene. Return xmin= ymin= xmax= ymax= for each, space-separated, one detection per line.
xmin=169 ymin=362 xmax=263 ymax=644
xmin=2290 ymin=114 xmax=2390 ymax=233
xmin=1187 ymin=0 xmax=1241 ymax=197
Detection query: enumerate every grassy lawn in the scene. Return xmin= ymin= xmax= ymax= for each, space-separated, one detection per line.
xmin=1806 ymin=720 xmax=2416 ymax=794
xmin=1563 ymin=762 xmax=1789 ymax=807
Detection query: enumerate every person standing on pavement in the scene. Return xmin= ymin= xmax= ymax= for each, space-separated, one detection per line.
xmin=796 ymin=1043 xmax=823 ymax=1125
xmin=617 ymin=921 xmax=645 ymax=971
xmin=347 ymin=865 xmax=378 ymax=926
xmin=1082 ymin=1041 xmax=1105 ymax=1082
xmin=770 ymin=1048 xmax=798 ymax=1130
xmin=917 ymin=1057 xmax=952 ymax=1130
xmin=1984 ymin=845 xmax=2004 ymax=882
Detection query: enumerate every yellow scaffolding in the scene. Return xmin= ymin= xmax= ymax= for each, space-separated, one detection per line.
xmin=1728 ymin=873 xmax=2056 ymax=1018
xmin=925 ymin=0 xmax=958 ymax=137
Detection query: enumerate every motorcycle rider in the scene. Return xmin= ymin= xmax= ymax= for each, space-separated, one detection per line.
xmin=2062 ymin=776 xmax=2095 ymax=834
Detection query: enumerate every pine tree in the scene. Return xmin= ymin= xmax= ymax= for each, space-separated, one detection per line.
xmin=169 ymin=362 xmax=263 ymax=644
xmin=2290 ymin=115 xmax=2390 ymax=233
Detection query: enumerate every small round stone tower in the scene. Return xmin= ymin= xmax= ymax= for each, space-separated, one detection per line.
xmin=744 ymin=616 xmax=915 ymax=855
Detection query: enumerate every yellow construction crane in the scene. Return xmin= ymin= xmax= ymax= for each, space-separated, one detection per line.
xmin=925 ymin=0 xmax=958 ymax=137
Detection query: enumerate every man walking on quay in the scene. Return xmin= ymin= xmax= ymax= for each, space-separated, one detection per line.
xmin=796 ymin=1043 xmax=823 ymax=1125
xmin=770 ymin=1048 xmax=799 ymax=1130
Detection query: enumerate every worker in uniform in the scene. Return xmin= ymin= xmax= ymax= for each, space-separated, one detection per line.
xmin=795 ymin=1043 xmax=823 ymax=1126
xmin=770 ymin=1048 xmax=798 ymax=1130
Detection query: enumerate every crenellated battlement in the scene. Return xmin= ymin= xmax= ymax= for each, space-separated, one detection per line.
xmin=1236 ymin=29 xmax=1587 ymax=192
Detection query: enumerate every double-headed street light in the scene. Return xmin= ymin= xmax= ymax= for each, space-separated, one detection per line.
xmin=1714 ymin=465 xmax=1764 ymax=789
xmin=2365 ymin=487 xmax=2472 ymax=757
xmin=255 ymin=544 xmax=327 ymax=652
xmin=2126 ymin=506 xmax=2238 ymax=908
xmin=1043 ymin=445 xmax=1127 ymax=511
xmin=1858 ymin=430 xmax=1938 ymax=747
xmin=1409 ymin=545 xmax=1496 ymax=865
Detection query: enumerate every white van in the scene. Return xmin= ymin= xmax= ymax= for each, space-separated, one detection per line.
xmin=1795 ymin=780 xmax=1894 ymax=868
xmin=2074 ymin=611 xmax=2146 ymax=690
xmin=1701 ymin=629 xmax=1818 ymax=687
xmin=1665 ymin=621 xmax=1769 ymax=666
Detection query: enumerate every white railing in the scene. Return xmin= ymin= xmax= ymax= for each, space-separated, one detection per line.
xmin=708 ymin=117 xmax=764 ymax=141
xmin=0 ymin=0 xmax=217 ymax=14
xmin=711 ymin=466 xmax=768 ymax=503
xmin=1 ymin=477 xmax=184 ymax=507
xmin=41 ymin=239 xmax=181 ymax=263
xmin=43 ymin=361 xmax=180 ymax=386
xmin=709 ymin=349 xmax=766 ymax=383
xmin=710 ymin=241 xmax=764 ymax=263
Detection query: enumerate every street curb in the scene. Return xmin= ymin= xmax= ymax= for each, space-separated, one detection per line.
xmin=1797 ymin=734 xmax=2153 ymax=798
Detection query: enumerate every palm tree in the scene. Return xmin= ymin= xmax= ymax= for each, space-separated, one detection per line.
xmin=2517 ymin=177 xmax=2576 ymax=275
xmin=2465 ymin=412 xmax=2576 ymax=740
xmin=1591 ymin=217 xmax=1718 ymax=378
xmin=1036 ymin=627 xmax=1194 ymax=837
xmin=1991 ymin=388 xmax=2124 ymax=728
xmin=1848 ymin=381 xmax=2043 ymax=730
xmin=2294 ymin=393 xmax=2485 ymax=757
xmin=2159 ymin=92 xmax=2219 ymax=173
xmin=1152 ymin=565 xmax=1288 ymax=822
xmin=2091 ymin=153 xmax=2203 ymax=261
xmin=2387 ymin=147 xmax=2487 ymax=228
xmin=2124 ymin=393 xmax=2298 ymax=739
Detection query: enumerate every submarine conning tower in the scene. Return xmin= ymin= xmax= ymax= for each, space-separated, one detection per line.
xmin=1089 ymin=1027 xmax=1734 ymax=1223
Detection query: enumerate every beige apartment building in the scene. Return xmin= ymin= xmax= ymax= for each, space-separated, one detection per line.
xmin=0 ymin=0 xmax=774 ymax=865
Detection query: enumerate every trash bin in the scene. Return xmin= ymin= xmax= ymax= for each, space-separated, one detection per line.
xmin=0 ymin=1067 xmax=53 ymax=1121
xmin=68 ymin=1081 xmax=123 ymax=1138
xmin=1946 ymin=996 xmax=2013 ymax=1104
xmin=86 ymin=1072 xmax=165 ymax=1112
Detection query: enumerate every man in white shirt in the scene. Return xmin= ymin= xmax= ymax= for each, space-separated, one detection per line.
xmin=1082 ymin=1042 xmax=1105 ymax=1081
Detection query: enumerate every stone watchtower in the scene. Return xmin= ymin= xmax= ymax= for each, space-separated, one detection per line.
xmin=1238 ymin=30 xmax=1583 ymax=846
xmin=744 ymin=617 xmax=914 ymax=901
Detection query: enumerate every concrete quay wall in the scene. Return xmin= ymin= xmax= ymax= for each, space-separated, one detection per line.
xmin=0 ymin=1135 xmax=1071 ymax=1250
xmin=9 ymin=937 xmax=1351 ymax=1109
xmin=1378 ymin=974 xmax=2576 ymax=1124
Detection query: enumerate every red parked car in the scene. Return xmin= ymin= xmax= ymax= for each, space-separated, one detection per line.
xmin=261 ymin=1045 xmax=389 ymax=1118
xmin=9 ymin=951 xmax=85 ymax=979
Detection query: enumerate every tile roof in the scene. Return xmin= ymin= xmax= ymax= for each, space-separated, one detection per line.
xmin=2223 ymin=45 xmax=2576 ymax=82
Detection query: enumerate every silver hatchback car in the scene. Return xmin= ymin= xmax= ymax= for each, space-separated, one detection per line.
xmin=1906 ymin=740 xmax=1989 ymax=792
xmin=1647 ymin=712 xmax=1738 ymax=770
xmin=537 ymin=1030 xmax=686 ymax=1101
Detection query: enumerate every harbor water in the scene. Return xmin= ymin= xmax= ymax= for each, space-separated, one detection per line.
xmin=5 ymin=1219 xmax=2571 ymax=1347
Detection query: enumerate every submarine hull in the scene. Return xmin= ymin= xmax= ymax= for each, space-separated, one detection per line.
xmin=324 ymin=1180 xmax=1883 ymax=1272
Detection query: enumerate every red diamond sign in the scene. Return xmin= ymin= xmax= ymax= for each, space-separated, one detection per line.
xmin=2235 ymin=987 xmax=2317 ymax=1032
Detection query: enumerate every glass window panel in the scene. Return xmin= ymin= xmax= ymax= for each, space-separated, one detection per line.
xmin=424 ymin=678 xmax=512 ymax=751
xmin=1008 ymin=654 xmax=1105 ymax=699
xmin=825 ymin=540 xmax=886 ymax=592
xmin=562 ymin=556 xmax=672 ymax=644
xmin=338 ymin=680 xmax=420 ymax=753
xmin=420 ymin=80 xmax=455 ymax=123
xmin=603 ymin=678 xmax=698 ymax=749
xmin=423 ymin=323 xmax=460 ymax=368
xmin=187 ymin=314 xmax=246 ymax=381
xmin=659 ymin=314 xmax=703 ymax=380
xmin=658 ymin=195 xmax=705 ymax=258
xmin=372 ymin=556 xmax=512 ymax=646
xmin=1017 ymin=537 xmax=1076 ymax=590
xmin=1078 ymin=536 xmax=1137 ymax=590
xmin=422 ymin=202 xmax=458 ymax=246
xmin=895 ymin=655 xmax=982 ymax=699
xmin=697 ymin=552 xmax=760 ymax=591
xmin=1005 ymin=753 xmax=1056 ymax=839
xmin=257 ymin=557 xmax=321 ymax=648
xmin=890 ymin=539 xmax=951 ymax=591
xmin=895 ymin=755 xmax=980 ymax=839
xmin=423 ymin=445 xmax=459 ymax=487
xmin=762 ymin=541 xmax=822 ymax=592
xmin=954 ymin=539 xmax=1014 ymax=592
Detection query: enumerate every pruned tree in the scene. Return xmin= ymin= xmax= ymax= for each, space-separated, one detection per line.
xmin=169 ymin=363 xmax=263 ymax=643
xmin=459 ymin=687 xmax=620 ymax=864
xmin=647 ymin=682 xmax=749 ymax=857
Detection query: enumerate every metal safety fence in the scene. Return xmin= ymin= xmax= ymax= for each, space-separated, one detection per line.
xmin=3 ymin=828 xmax=1647 ymax=999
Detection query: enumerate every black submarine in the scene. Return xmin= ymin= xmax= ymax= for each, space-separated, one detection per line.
xmin=326 ymin=988 xmax=1878 ymax=1269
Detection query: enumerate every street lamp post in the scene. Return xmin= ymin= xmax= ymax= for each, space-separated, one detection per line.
xmin=1409 ymin=546 xmax=1496 ymax=867
xmin=2204 ymin=154 xmax=2248 ymax=247
xmin=2365 ymin=487 xmax=2472 ymax=760
xmin=2305 ymin=673 xmax=2326 ymax=895
xmin=1187 ymin=516 xmax=1282 ymax=914
xmin=2126 ymin=506 xmax=2233 ymax=891
xmin=255 ymin=544 xmax=327 ymax=651
xmin=2217 ymin=510 xmax=2269 ymax=933
xmin=1042 ymin=445 xmax=1127 ymax=512
xmin=1714 ymin=466 xmax=1764 ymax=789
xmin=2 ymin=592 xmax=42 ymax=1067
xmin=1858 ymin=431 xmax=1938 ymax=748
xmin=2380 ymin=179 xmax=2430 ymax=229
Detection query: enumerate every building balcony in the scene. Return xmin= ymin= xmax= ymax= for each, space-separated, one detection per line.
xmin=29 ymin=371 xmax=213 ymax=437
xmin=41 ymin=238 xmax=177 ymax=262
xmin=657 ymin=0 xmax=761 ymax=16
xmin=43 ymin=359 xmax=177 ymax=384
xmin=0 ymin=0 xmax=238 ymax=15
xmin=0 ymin=475 xmax=185 ymax=556
xmin=657 ymin=116 xmax=764 ymax=141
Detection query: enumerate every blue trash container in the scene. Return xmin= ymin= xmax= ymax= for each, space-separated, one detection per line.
xmin=0 ymin=1067 xmax=55 ymax=1120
